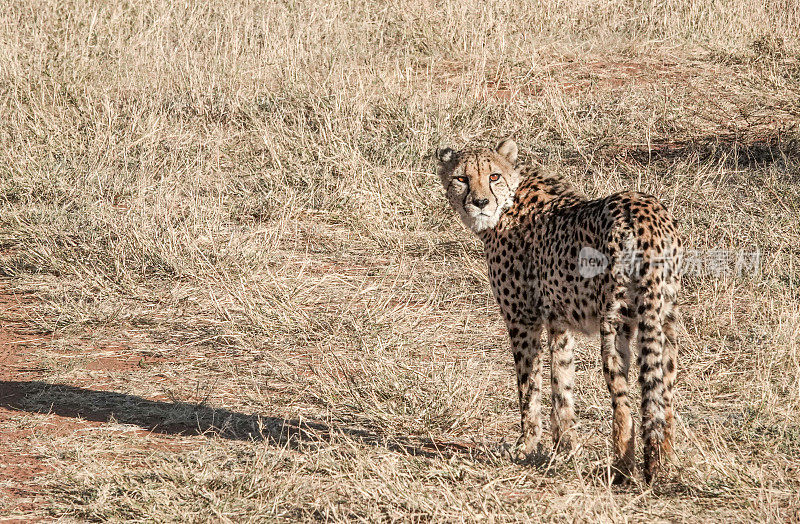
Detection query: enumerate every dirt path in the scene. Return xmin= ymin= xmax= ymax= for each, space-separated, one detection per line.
xmin=0 ymin=284 xmax=185 ymax=521
xmin=0 ymin=285 xmax=130 ymax=521
xmin=0 ymin=289 xmax=52 ymax=521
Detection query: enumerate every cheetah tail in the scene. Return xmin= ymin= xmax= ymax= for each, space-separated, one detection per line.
xmin=636 ymin=273 xmax=666 ymax=483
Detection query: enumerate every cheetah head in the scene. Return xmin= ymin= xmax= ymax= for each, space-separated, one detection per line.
xmin=436 ymin=139 xmax=521 ymax=233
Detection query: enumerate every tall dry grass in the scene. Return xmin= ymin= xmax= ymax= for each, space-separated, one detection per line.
xmin=1 ymin=0 xmax=799 ymax=521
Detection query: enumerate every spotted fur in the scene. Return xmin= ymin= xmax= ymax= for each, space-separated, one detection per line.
xmin=437 ymin=139 xmax=683 ymax=483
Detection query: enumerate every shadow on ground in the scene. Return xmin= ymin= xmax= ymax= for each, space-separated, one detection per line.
xmin=555 ymin=128 xmax=800 ymax=170
xmin=614 ymin=129 xmax=800 ymax=168
xmin=0 ymin=380 xmax=480 ymax=460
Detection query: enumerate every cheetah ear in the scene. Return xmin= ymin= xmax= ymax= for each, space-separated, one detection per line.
xmin=496 ymin=138 xmax=518 ymax=165
xmin=436 ymin=147 xmax=455 ymax=164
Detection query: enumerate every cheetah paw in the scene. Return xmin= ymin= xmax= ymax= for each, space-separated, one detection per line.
xmin=500 ymin=436 xmax=540 ymax=463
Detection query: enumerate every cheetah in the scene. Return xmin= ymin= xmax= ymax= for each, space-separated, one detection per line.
xmin=436 ymin=139 xmax=682 ymax=483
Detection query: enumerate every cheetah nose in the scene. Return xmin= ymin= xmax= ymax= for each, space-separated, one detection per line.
xmin=472 ymin=197 xmax=490 ymax=209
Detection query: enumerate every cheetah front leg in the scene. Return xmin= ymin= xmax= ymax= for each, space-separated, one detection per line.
xmin=507 ymin=322 xmax=544 ymax=461
xmin=549 ymin=327 xmax=577 ymax=453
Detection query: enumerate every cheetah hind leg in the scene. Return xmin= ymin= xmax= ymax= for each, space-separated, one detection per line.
xmin=601 ymin=311 xmax=635 ymax=484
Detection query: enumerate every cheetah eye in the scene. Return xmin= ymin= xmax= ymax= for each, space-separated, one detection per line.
xmin=489 ymin=173 xmax=501 ymax=182
xmin=454 ymin=176 xmax=468 ymax=185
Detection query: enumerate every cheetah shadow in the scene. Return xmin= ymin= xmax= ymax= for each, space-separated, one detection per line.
xmin=0 ymin=380 xmax=481 ymax=460
xmin=0 ymin=381 xmax=701 ymax=492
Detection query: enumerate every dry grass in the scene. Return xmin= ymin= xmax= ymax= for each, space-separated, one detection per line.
xmin=1 ymin=0 xmax=799 ymax=521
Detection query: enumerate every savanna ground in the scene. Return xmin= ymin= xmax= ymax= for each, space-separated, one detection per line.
xmin=1 ymin=0 xmax=799 ymax=521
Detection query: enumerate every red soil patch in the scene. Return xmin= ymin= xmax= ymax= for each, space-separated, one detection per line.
xmin=0 ymin=284 xmax=182 ymax=519
xmin=433 ymin=55 xmax=732 ymax=102
xmin=483 ymin=57 xmax=705 ymax=101
xmin=82 ymin=353 xmax=165 ymax=372
xmin=0 ymin=290 xmax=54 ymax=520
